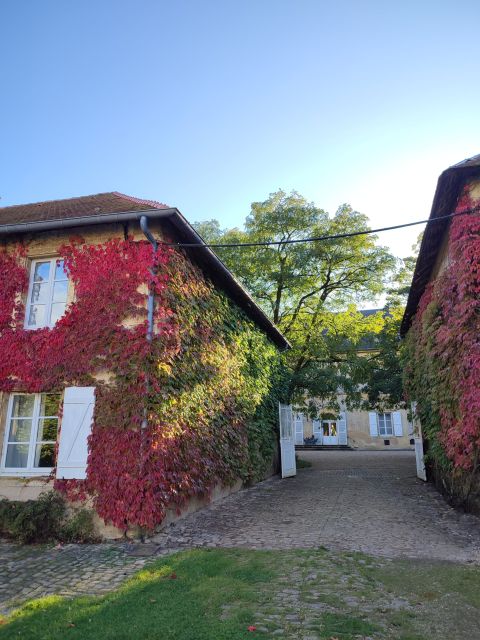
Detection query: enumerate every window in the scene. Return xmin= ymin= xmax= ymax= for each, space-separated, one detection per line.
xmin=1 ymin=393 xmax=61 ymax=474
xmin=378 ymin=412 xmax=393 ymax=436
xmin=322 ymin=421 xmax=337 ymax=437
xmin=25 ymin=258 xmax=69 ymax=329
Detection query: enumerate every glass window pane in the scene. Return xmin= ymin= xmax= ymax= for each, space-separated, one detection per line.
xmin=52 ymin=280 xmax=68 ymax=303
xmin=5 ymin=444 xmax=29 ymax=468
xmin=49 ymin=302 xmax=66 ymax=325
xmin=11 ymin=395 xmax=35 ymax=418
xmin=40 ymin=394 xmax=61 ymax=417
xmin=322 ymin=422 xmax=329 ymax=436
xmin=33 ymin=261 xmax=50 ymax=282
xmin=7 ymin=418 xmax=32 ymax=442
xmin=30 ymin=283 xmax=49 ymax=303
xmin=330 ymin=423 xmax=337 ymax=436
xmin=28 ymin=304 xmax=46 ymax=327
xmin=34 ymin=443 xmax=55 ymax=468
xmin=37 ymin=418 xmax=58 ymax=442
xmin=55 ymin=260 xmax=67 ymax=280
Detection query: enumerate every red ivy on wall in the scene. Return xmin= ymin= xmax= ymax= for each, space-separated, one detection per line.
xmin=0 ymin=236 xmax=281 ymax=531
xmin=404 ymin=183 xmax=480 ymax=471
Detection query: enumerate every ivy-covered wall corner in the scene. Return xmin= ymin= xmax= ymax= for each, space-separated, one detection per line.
xmin=403 ymin=181 xmax=480 ymax=513
xmin=0 ymin=235 xmax=288 ymax=535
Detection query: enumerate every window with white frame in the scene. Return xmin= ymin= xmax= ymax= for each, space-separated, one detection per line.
xmin=1 ymin=393 xmax=61 ymax=473
xmin=25 ymin=258 xmax=69 ymax=329
xmin=378 ymin=412 xmax=393 ymax=436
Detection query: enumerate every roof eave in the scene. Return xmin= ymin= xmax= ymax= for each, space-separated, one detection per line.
xmin=0 ymin=208 xmax=290 ymax=351
xmin=400 ymin=159 xmax=480 ymax=336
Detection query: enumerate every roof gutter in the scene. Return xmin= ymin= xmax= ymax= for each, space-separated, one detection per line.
xmin=0 ymin=207 xmax=290 ymax=350
xmin=0 ymin=208 xmax=177 ymax=236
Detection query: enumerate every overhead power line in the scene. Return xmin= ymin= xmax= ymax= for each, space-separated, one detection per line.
xmin=161 ymin=206 xmax=480 ymax=249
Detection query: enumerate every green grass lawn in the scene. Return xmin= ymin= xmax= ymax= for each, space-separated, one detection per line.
xmin=1 ymin=548 xmax=479 ymax=640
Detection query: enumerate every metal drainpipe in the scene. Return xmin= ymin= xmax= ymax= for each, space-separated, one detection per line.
xmin=140 ymin=216 xmax=158 ymax=429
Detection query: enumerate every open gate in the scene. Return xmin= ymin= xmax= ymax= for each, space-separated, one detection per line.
xmin=279 ymin=403 xmax=296 ymax=478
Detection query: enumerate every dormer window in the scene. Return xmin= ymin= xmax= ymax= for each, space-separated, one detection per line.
xmin=25 ymin=258 xmax=69 ymax=329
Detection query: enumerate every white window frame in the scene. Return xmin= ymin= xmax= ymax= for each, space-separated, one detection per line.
xmin=0 ymin=393 xmax=60 ymax=476
xmin=377 ymin=412 xmax=393 ymax=436
xmin=321 ymin=420 xmax=337 ymax=437
xmin=24 ymin=257 xmax=69 ymax=330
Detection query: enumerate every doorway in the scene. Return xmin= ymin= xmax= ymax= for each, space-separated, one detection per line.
xmin=322 ymin=420 xmax=338 ymax=445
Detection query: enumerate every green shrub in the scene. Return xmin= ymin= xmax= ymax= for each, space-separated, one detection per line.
xmin=60 ymin=508 xmax=98 ymax=543
xmin=0 ymin=491 xmax=66 ymax=543
xmin=0 ymin=491 xmax=98 ymax=544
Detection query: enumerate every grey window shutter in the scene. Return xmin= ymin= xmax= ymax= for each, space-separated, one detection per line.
xmin=392 ymin=411 xmax=403 ymax=437
xmin=368 ymin=412 xmax=378 ymax=437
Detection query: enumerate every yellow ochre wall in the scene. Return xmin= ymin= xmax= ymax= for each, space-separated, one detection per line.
xmin=300 ymin=407 xmax=414 ymax=450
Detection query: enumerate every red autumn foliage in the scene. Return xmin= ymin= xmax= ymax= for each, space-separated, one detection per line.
xmin=405 ymin=183 xmax=480 ymax=470
xmin=0 ymin=235 xmax=279 ymax=531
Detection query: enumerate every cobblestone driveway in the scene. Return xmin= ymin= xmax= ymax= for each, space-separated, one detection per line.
xmin=1 ymin=450 xmax=479 ymax=613
xmin=155 ymin=450 xmax=480 ymax=563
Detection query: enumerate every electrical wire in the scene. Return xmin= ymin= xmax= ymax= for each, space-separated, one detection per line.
xmin=161 ymin=206 xmax=480 ymax=249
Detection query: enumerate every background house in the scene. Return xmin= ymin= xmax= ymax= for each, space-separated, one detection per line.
xmin=0 ymin=192 xmax=288 ymax=536
xmin=401 ymin=154 xmax=480 ymax=512
xmin=294 ymin=407 xmax=413 ymax=450
xmin=295 ymin=309 xmax=414 ymax=450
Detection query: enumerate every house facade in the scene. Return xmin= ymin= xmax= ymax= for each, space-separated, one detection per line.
xmin=0 ymin=192 xmax=288 ymax=536
xmin=401 ymin=155 xmax=480 ymax=512
xmin=294 ymin=406 xmax=413 ymax=450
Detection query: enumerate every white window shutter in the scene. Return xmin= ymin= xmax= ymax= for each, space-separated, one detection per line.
xmin=56 ymin=387 xmax=95 ymax=480
xmin=337 ymin=412 xmax=347 ymax=445
xmin=369 ymin=412 xmax=378 ymax=437
xmin=392 ymin=411 xmax=403 ymax=436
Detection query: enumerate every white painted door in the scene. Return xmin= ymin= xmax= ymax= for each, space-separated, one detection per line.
xmin=312 ymin=419 xmax=322 ymax=444
xmin=279 ymin=403 xmax=296 ymax=478
xmin=415 ymin=437 xmax=427 ymax=481
xmin=294 ymin=413 xmax=304 ymax=445
xmin=322 ymin=420 xmax=338 ymax=445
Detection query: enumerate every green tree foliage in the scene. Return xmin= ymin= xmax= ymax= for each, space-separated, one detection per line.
xmin=193 ymin=190 xmax=396 ymax=406
xmin=347 ymin=235 xmax=422 ymax=410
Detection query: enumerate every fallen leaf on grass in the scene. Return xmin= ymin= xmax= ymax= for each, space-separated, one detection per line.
xmin=247 ymin=626 xmax=257 ymax=632
xmin=170 ymin=572 xmax=177 ymax=579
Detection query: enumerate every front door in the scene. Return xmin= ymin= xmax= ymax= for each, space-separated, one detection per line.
xmin=322 ymin=420 xmax=338 ymax=445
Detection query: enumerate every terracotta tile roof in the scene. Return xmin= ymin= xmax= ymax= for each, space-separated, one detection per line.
xmin=0 ymin=192 xmax=169 ymax=226
xmin=0 ymin=191 xmax=290 ymax=349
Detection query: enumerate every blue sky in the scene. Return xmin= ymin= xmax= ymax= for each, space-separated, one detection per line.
xmin=1 ymin=0 xmax=479 ymax=259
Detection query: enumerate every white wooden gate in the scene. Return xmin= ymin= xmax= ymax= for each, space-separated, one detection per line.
xmin=279 ymin=403 xmax=296 ymax=478
xmin=415 ymin=437 xmax=427 ymax=481
xmin=411 ymin=402 xmax=427 ymax=481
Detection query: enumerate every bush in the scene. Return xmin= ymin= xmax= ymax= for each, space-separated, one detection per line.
xmin=60 ymin=508 xmax=98 ymax=543
xmin=0 ymin=491 xmax=65 ymax=543
xmin=0 ymin=491 xmax=98 ymax=544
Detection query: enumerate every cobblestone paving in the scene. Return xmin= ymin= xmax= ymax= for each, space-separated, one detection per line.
xmin=0 ymin=542 xmax=172 ymax=614
xmin=153 ymin=451 xmax=480 ymax=563
xmin=1 ymin=451 xmax=479 ymax=615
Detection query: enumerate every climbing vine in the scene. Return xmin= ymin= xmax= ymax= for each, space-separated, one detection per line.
xmin=0 ymin=236 xmax=285 ymax=531
xmin=404 ymin=182 xmax=480 ymax=488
